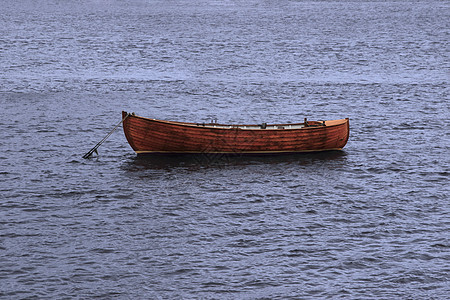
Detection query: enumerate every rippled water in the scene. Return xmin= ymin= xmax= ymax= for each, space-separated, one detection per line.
xmin=1 ymin=0 xmax=449 ymax=298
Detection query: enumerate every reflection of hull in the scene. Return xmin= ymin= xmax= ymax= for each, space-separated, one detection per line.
xmin=122 ymin=111 xmax=349 ymax=155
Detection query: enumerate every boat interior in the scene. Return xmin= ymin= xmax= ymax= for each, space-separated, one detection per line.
xmin=127 ymin=113 xmax=343 ymax=130
xmin=194 ymin=120 xmax=326 ymax=130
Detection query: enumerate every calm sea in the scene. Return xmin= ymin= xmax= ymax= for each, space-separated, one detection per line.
xmin=1 ymin=0 xmax=448 ymax=298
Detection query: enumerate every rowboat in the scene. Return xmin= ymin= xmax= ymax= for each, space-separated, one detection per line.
xmin=122 ymin=111 xmax=349 ymax=155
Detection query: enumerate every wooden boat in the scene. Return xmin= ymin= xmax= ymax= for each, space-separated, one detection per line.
xmin=122 ymin=111 xmax=349 ymax=155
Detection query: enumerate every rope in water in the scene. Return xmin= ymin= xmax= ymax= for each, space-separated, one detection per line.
xmin=82 ymin=113 xmax=129 ymax=159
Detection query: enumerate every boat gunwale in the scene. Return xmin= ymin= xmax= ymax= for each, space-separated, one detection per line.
xmin=126 ymin=113 xmax=349 ymax=131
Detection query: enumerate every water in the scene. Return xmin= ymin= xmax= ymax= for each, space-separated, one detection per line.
xmin=1 ymin=0 xmax=449 ymax=298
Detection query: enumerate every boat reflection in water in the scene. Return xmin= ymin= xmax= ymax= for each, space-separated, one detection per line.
xmin=125 ymin=150 xmax=349 ymax=171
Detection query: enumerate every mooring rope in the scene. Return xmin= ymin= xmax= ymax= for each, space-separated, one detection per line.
xmin=82 ymin=113 xmax=130 ymax=159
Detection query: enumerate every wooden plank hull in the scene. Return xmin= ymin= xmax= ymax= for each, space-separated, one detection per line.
xmin=122 ymin=111 xmax=349 ymax=155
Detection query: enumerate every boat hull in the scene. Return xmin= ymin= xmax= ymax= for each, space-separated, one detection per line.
xmin=122 ymin=112 xmax=349 ymax=155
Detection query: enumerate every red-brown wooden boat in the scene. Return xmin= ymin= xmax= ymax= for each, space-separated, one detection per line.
xmin=122 ymin=111 xmax=349 ymax=155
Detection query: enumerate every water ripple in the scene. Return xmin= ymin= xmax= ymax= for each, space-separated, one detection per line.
xmin=0 ymin=0 xmax=449 ymax=298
